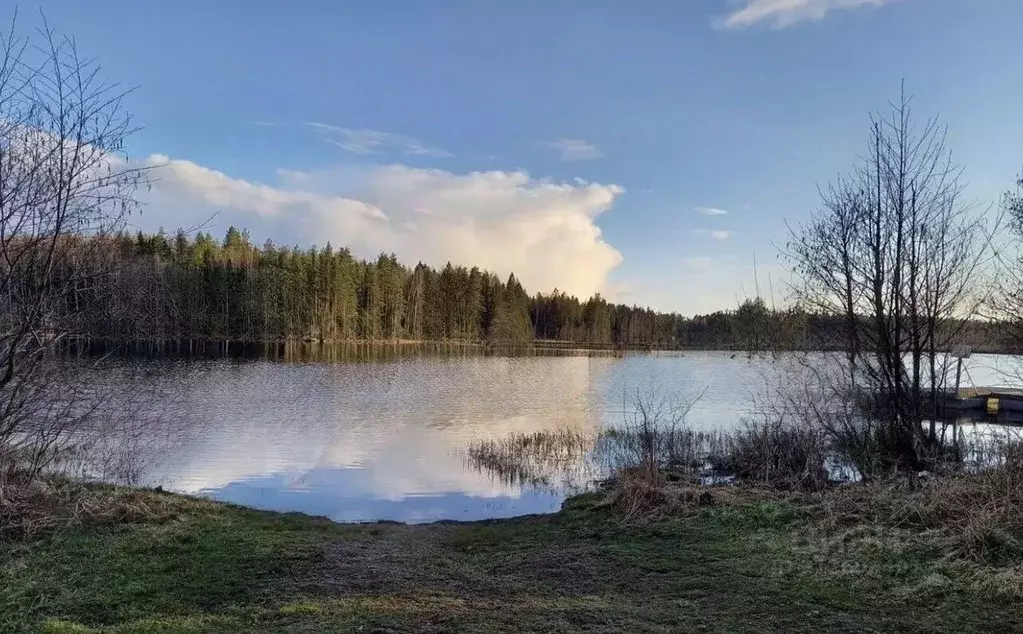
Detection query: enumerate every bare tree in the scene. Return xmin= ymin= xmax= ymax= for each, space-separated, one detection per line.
xmin=0 ymin=14 xmax=147 ymax=491
xmin=992 ymin=174 xmax=1023 ymax=350
xmin=786 ymin=88 xmax=994 ymax=475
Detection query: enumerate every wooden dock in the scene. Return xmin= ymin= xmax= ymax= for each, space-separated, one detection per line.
xmin=944 ymin=387 xmax=1023 ymax=417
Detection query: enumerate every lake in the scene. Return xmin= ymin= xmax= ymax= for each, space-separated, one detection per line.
xmin=98 ymin=350 xmax=1023 ymax=523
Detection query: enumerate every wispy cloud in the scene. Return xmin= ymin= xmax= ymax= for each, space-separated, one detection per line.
xmin=539 ymin=139 xmax=602 ymax=162
xmin=304 ymin=123 xmax=452 ymax=158
xmin=695 ymin=206 xmax=729 ymax=216
xmin=717 ymin=0 xmax=899 ymax=29
xmin=683 ymin=256 xmax=719 ymax=273
xmin=696 ymin=229 xmax=734 ymax=240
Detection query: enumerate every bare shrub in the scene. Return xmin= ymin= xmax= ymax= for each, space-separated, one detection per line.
xmin=597 ymin=427 xmax=727 ymax=481
xmin=719 ymin=415 xmax=830 ymax=490
xmin=598 ymin=389 xmax=708 ymax=484
xmin=785 ymin=89 xmax=997 ymax=473
xmin=597 ymin=388 xmax=832 ymax=518
xmin=768 ymin=358 xmax=940 ymax=480
xmin=0 ymin=15 xmax=148 ymax=499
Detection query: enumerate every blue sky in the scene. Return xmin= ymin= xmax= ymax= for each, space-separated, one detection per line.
xmin=17 ymin=0 xmax=1023 ymax=314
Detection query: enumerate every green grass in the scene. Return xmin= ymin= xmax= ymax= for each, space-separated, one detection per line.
xmin=2 ymin=490 xmax=1022 ymax=633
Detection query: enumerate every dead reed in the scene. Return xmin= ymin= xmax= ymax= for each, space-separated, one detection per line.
xmin=463 ymin=428 xmax=595 ymax=490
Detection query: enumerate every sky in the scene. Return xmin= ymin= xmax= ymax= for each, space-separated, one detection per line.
xmin=12 ymin=0 xmax=1023 ymax=315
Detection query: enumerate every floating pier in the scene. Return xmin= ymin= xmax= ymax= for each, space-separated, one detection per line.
xmin=944 ymin=387 xmax=1023 ymax=421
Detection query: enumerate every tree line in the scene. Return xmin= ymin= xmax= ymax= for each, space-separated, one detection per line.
xmin=52 ymin=227 xmax=828 ymax=350
xmin=53 ymin=227 xmax=1010 ymax=354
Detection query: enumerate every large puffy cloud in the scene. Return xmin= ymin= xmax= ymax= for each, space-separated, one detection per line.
xmin=138 ymin=156 xmax=624 ymax=299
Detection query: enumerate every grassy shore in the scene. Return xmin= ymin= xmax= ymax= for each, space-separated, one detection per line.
xmin=2 ymin=483 xmax=1022 ymax=633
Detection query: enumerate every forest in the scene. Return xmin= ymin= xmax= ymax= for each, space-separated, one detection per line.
xmin=48 ymin=227 xmax=799 ymax=351
xmin=51 ymin=227 xmax=1008 ymax=354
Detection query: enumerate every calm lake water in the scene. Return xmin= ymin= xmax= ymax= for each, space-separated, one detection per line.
xmin=106 ymin=351 xmax=1023 ymax=523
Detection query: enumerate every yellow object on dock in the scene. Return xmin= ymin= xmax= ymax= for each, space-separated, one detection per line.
xmin=987 ymin=397 xmax=1000 ymax=415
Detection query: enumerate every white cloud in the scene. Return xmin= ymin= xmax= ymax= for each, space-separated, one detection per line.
xmin=695 ymin=206 xmax=729 ymax=216
xmin=138 ymin=157 xmax=623 ymax=299
xmin=302 ymin=123 xmax=452 ymax=158
xmin=539 ymin=139 xmax=602 ymax=162
xmin=695 ymin=228 xmax=733 ymax=240
xmin=718 ymin=0 xmax=898 ymax=29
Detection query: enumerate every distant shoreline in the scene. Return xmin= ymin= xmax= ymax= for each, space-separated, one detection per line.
xmin=59 ymin=335 xmax=1023 ymax=358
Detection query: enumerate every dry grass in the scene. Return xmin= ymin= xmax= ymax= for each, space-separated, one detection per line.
xmin=0 ymin=474 xmax=216 ymax=540
xmin=599 ymin=416 xmax=1023 ymax=575
xmin=598 ymin=467 xmax=786 ymax=520
xmin=813 ymin=464 xmax=1023 ymax=564
xmin=598 ymin=469 xmax=713 ymax=519
xmin=466 ymin=396 xmax=1023 ymax=578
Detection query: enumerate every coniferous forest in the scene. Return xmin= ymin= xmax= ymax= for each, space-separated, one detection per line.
xmin=52 ymin=227 xmax=1006 ymax=354
xmin=53 ymin=227 xmax=814 ymax=351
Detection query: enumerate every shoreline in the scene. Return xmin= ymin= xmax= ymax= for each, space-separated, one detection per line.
xmin=60 ymin=334 xmax=1023 ymax=354
xmin=3 ymin=479 xmax=1022 ymax=632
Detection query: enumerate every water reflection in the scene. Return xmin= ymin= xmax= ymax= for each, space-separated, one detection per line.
xmin=98 ymin=351 xmax=1023 ymax=523
xmin=462 ymin=429 xmax=599 ymax=492
xmin=131 ymin=356 xmax=612 ymax=522
xmin=207 ymin=468 xmax=566 ymax=523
